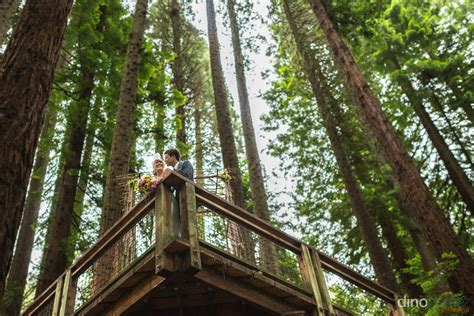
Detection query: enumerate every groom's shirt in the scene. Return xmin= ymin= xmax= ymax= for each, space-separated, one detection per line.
xmin=174 ymin=160 xmax=194 ymax=181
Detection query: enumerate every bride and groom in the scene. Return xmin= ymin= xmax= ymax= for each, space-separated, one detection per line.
xmin=152 ymin=148 xmax=194 ymax=182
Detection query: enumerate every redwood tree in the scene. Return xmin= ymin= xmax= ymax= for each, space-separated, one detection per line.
xmin=0 ymin=0 xmax=73 ymax=299
xmin=0 ymin=0 xmax=21 ymax=46
xmin=101 ymin=0 xmax=149 ymax=233
xmin=306 ymin=0 xmax=474 ymax=301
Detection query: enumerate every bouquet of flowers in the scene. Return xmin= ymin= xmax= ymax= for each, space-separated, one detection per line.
xmin=137 ymin=175 xmax=161 ymax=193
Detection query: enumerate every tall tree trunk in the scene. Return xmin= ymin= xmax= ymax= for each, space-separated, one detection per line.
xmin=71 ymin=101 xmax=99 ymax=253
xmin=0 ymin=0 xmax=21 ymax=46
xmin=101 ymin=0 xmax=148 ymax=233
xmin=154 ymin=102 xmax=166 ymax=157
xmin=389 ymin=55 xmax=474 ymax=215
xmin=283 ymin=0 xmax=399 ymax=292
xmin=206 ymin=0 xmax=245 ymax=210
xmin=306 ymin=0 xmax=474 ymax=301
xmin=194 ymin=105 xmax=204 ymax=187
xmin=377 ymin=215 xmax=424 ymax=298
xmin=206 ymin=0 xmax=254 ymax=263
xmin=0 ymin=0 xmax=73 ymax=300
xmin=170 ymin=0 xmax=187 ymax=155
xmin=227 ymin=0 xmax=279 ymax=275
xmin=36 ymin=69 xmax=95 ymax=295
xmin=423 ymin=83 xmax=473 ymax=168
xmin=1 ymin=104 xmax=57 ymax=316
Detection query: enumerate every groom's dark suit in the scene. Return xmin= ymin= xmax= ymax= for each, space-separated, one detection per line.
xmin=175 ymin=160 xmax=194 ymax=181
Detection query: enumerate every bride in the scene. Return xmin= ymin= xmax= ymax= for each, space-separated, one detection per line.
xmin=152 ymin=155 xmax=172 ymax=181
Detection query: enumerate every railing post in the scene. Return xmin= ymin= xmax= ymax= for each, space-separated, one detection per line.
xmin=389 ymin=295 xmax=405 ymax=316
xmin=52 ymin=278 xmax=64 ymax=315
xmin=309 ymin=248 xmax=336 ymax=316
xmin=301 ymin=244 xmax=325 ymax=316
xmin=155 ymin=182 xmax=175 ymax=276
xmin=59 ymin=269 xmax=76 ymax=316
xmin=182 ymin=182 xmax=201 ymax=273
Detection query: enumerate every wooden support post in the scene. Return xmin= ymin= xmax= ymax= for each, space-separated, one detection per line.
xmin=59 ymin=269 xmax=76 ymax=315
xmin=184 ymin=182 xmax=201 ymax=273
xmin=390 ymin=295 xmax=405 ymax=316
xmin=155 ymin=183 xmax=175 ymax=276
xmin=301 ymin=244 xmax=324 ymax=316
xmin=52 ymin=277 xmax=64 ymax=315
xmin=309 ymin=248 xmax=336 ymax=316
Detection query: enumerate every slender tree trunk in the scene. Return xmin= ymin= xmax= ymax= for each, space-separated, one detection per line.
xmin=206 ymin=0 xmax=245 ymax=210
xmin=170 ymin=0 xmax=187 ymax=155
xmin=194 ymin=105 xmax=204 ymax=187
xmin=227 ymin=0 xmax=279 ymax=275
xmin=283 ymin=0 xmax=399 ymax=291
xmin=71 ymin=101 xmax=99 ymax=253
xmin=0 ymin=0 xmax=21 ymax=46
xmin=0 ymin=0 xmax=73 ymax=300
xmin=206 ymin=0 xmax=254 ymax=263
xmin=424 ymin=85 xmax=473 ymax=168
xmin=101 ymin=0 xmax=148 ymax=233
xmin=154 ymin=103 xmax=165 ymax=157
xmin=36 ymin=69 xmax=95 ymax=295
xmin=389 ymin=55 xmax=474 ymax=215
xmin=377 ymin=215 xmax=424 ymax=298
xmin=1 ymin=104 xmax=57 ymax=316
xmin=306 ymin=0 xmax=474 ymax=301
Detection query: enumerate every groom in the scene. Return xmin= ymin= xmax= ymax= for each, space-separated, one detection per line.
xmin=164 ymin=148 xmax=194 ymax=181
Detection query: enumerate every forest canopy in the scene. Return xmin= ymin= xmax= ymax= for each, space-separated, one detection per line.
xmin=0 ymin=0 xmax=472 ymax=315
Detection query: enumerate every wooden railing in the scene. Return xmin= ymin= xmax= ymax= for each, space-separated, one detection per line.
xmin=23 ymin=171 xmax=402 ymax=315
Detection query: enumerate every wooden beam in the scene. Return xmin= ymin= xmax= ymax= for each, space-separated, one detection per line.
xmin=184 ymin=182 xmax=201 ymax=273
xmin=52 ymin=275 xmax=64 ymax=315
xmin=309 ymin=248 xmax=336 ymax=316
xmin=103 ymin=274 xmax=165 ymax=316
xmin=155 ymin=183 xmax=175 ymax=275
xmin=195 ymin=268 xmax=296 ymax=315
xmin=301 ymin=245 xmax=324 ymax=316
xmin=59 ymin=269 xmax=75 ymax=316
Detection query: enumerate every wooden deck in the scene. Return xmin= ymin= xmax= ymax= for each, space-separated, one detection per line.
xmin=23 ymin=172 xmax=401 ymax=316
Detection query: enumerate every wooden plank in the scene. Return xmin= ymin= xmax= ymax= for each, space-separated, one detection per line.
xmin=103 ymin=274 xmax=165 ymax=315
xmin=310 ymin=248 xmax=336 ymax=316
xmin=59 ymin=269 xmax=75 ymax=316
xmin=75 ymin=250 xmax=155 ymax=316
xmin=196 ymin=193 xmax=301 ymax=254
xmin=199 ymin=245 xmax=314 ymax=307
xmin=301 ymin=245 xmax=324 ymax=316
xmin=52 ymin=275 xmax=64 ymax=315
xmin=155 ymin=183 xmax=175 ymax=275
xmin=195 ymin=268 xmax=296 ymax=315
xmin=200 ymin=241 xmax=312 ymax=298
xmin=72 ymin=195 xmax=155 ymax=277
xmin=185 ymin=182 xmax=201 ymax=273
xmin=23 ymin=272 xmax=64 ymax=315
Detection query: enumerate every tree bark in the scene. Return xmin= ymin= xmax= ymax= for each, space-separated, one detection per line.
xmin=283 ymin=0 xmax=399 ymax=292
xmin=206 ymin=0 xmax=254 ymax=263
xmin=377 ymin=215 xmax=424 ymax=298
xmin=0 ymin=0 xmax=73 ymax=300
xmin=1 ymin=103 xmax=57 ymax=316
xmin=101 ymin=0 xmax=148 ymax=233
xmin=0 ymin=0 xmax=21 ymax=46
xmin=71 ymin=101 xmax=99 ymax=254
xmin=206 ymin=0 xmax=246 ymax=210
xmin=36 ymin=69 xmax=95 ymax=295
xmin=306 ymin=0 xmax=474 ymax=301
xmin=389 ymin=55 xmax=474 ymax=215
xmin=170 ymin=0 xmax=187 ymax=155
xmin=194 ymin=105 xmax=204 ymax=187
xmin=227 ymin=0 xmax=279 ymax=275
